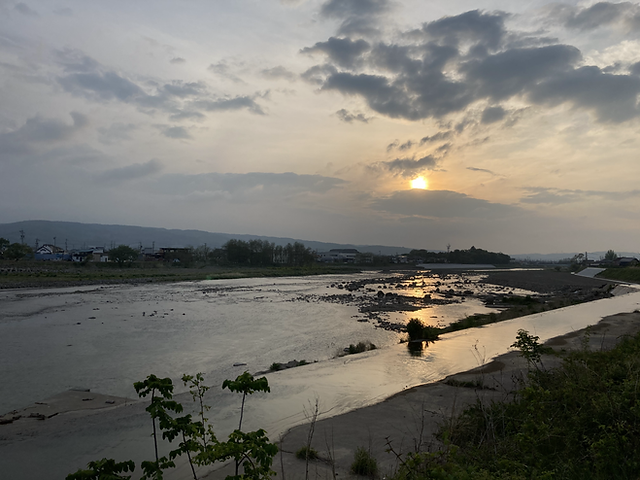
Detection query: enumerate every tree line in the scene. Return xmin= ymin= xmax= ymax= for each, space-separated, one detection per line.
xmin=409 ymin=246 xmax=511 ymax=265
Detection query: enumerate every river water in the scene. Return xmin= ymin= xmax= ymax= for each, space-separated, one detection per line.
xmin=1 ymin=271 xmax=639 ymax=479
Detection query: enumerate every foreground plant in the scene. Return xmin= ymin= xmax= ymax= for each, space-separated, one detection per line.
xmin=67 ymin=371 xmax=277 ymax=480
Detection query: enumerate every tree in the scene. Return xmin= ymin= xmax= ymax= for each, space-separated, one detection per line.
xmin=4 ymin=242 xmax=33 ymax=261
xmin=0 ymin=237 xmax=9 ymax=257
xmin=108 ymin=245 xmax=139 ymax=267
xmin=604 ymin=249 xmax=617 ymax=262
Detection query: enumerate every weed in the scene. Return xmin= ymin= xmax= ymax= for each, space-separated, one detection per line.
xmin=295 ymin=446 xmax=319 ymax=461
xmin=351 ymin=447 xmax=378 ymax=477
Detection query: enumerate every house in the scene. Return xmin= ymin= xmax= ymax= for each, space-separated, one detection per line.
xmin=35 ymin=244 xmax=69 ymax=261
xmin=318 ymin=249 xmax=359 ymax=263
xmin=617 ymin=257 xmax=639 ymax=267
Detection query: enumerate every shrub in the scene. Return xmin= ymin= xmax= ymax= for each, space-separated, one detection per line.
xmin=406 ymin=318 xmax=425 ymax=341
xmin=269 ymin=362 xmax=282 ymax=371
xmin=295 ymin=446 xmax=319 ymax=460
xmin=347 ymin=341 xmax=376 ymax=355
xmin=351 ymin=447 xmax=378 ymax=477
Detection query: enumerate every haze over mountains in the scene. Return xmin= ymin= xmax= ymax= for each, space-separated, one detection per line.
xmin=0 ymin=220 xmax=413 ymax=256
xmin=1 ymin=221 xmax=637 ymax=262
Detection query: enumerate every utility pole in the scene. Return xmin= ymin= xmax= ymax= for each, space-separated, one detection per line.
xmin=53 ymin=236 xmax=57 ymax=247
xmin=65 ymin=239 xmax=68 ymax=251
xmin=19 ymin=230 xmax=25 ymax=244
xmin=35 ymin=238 xmax=39 ymax=250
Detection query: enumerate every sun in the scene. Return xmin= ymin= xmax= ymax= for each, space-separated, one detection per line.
xmin=410 ymin=176 xmax=428 ymax=189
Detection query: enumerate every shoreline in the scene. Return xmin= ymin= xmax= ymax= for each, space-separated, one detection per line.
xmin=263 ymin=309 xmax=640 ymax=480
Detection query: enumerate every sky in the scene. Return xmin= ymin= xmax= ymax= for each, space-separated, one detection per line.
xmin=1 ymin=0 xmax=640 ymax=254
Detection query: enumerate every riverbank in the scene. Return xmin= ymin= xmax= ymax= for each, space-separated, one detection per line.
xmin=267 ymin=310 xmax=640 ymax=480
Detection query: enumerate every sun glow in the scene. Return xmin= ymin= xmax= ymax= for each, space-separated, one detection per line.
xmin=410 ymin=176 xmax=428 ymax=189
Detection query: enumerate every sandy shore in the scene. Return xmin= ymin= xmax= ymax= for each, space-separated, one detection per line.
xmin=201 ymin=310 xmax=640 ymax=480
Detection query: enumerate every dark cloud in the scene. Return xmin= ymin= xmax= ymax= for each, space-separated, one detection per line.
xmin=552 ymin=2 xmax=640 ymax=31
xmin=529 ymin=66 xmax=640 ymax=122
xmin=0 ymin=112 xmax=88 ymax=155
xmin=631 ymin=61 xmax=640 ymax=76
xmin=467 ymin=166 xmax=498 ymax=175
xmin=481 ymin=106 xmax=506 ymax=124
xmin=521 ymin=187 xmax=640 ymax=205
xmin=461 ymin=44 xmax=581 ymax=101
xmin=170 ymin=57 xmax=186 ymax=64
xmin=335 ymin=109 xmax=371 ymax=123
xmin=55 ymin=51 xmax=266 ymax=118
xmin=304 ymin=8 xmax=640 ymax=125
xmin=423 ymin=10 xmax=508 ymax=51
xmin=383 ymin=154 xmax=438 ymax=174
xmin=301 ymin=37 xmax=370 ymax=69
xmin=301 ymin=64 xmax=338 ymax=85
xmin=372 ymin=189 xmax=520 ymax=219
xmin=14 ymin=2 xmax=38 ymax=17
xmin=96 ymin=159 xmax=162 ymax=184
xmin=157 ymin=125 xmax=192 ymax=140
xmin=319 ymin=0 xmax=395 ymax=36
xmin=195 ymin=95 xmax=265 ymax=115
xmin=420 ymin=131 xmax=453 ymax=145
xmin=261 ymin=66 xmax=297 ymax=82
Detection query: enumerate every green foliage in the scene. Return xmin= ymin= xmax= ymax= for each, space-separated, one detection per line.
xmin=406 ymin=318 xmax=440 ymax=342
xmin=351 ymin=447 xmax=378 ymax=477
xmin=296 ymin=446 xmax=319 ymax=460
xmin=223 ymin=239 xmax=315 ymax=267
xmin=510 ymin=329 xmax=552 ymax=368
xmin=66 ymin=458 xmax=135 ymax=480
xmin=604 ymin=249 xmax=617 ymax=261
xmin=108 ymin=245 xmax=139 ymax=267
xmin=70 ymin=371 xmax=277 ymax=480
xmin=3 ymin=242 xmax=33 ymax=261
xmin=599 ymin=266 xmax=640 ymax=283
xmin=398 ymin=331 xmax=640 ymax=480
xmin=269 ymin=362 xmax=282 ymax=371
xmin=408 ymin=246 xmax=510 ymax=265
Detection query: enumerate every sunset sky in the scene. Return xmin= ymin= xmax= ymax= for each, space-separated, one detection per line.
xmin=1 ymin=0 xmax=640 ymax=254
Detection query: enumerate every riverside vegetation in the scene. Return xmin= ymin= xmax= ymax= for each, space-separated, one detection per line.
xmin=67 ymin=372 xmax=277 ymax=480
xmin=390 ymin=327 xmax=640 ymax=480
xmin=65 ymin=326 xmax=640 ymax=479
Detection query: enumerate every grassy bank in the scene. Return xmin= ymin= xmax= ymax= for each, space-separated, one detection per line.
xmin=598 ymin=266 xmax=640 ymax=283
xmin=0 ymin=261 xmax=361 ymax=289
xmin=393 ymin=328 xmax=640 ymax=479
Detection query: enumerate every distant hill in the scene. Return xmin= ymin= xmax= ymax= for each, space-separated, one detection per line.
xmin=0 ymin=220 xmax=414 ymax=256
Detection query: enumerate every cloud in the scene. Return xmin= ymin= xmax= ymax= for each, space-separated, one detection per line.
xmin=14 ymin=2 xmax=38 ymax=17
xmin=170 ymin=57 xmax=186 ymax=64
xmin=157 ymin=125 xmax=192 ymax=139
xmin=208 ymin=62 xmax=244 ymax=84
xmin=261 ymin=66 xmax=297 ymax=82
xmin=521 ymin=187 xmax=640 ymax=205
xmin=383 ymin=154 xmax=438 ymax=174
xmin=549 ymin=2 xmax=640 ymax=31
xmin=55 ymin=50 xmax=266 ymax=118
xmin=302 ymin=8 xmax=640 ymax=125
xmin=146 ymin=172 xmax=347 ymax=201
xmin=467 ymin=166 xmax=498 ymax=176
xmin=336 ymin=109 xmax=371 ymax=123
xmin=529 ymin=65 xmax=640 ymax=123
xmin=96 ymin=159 xmax=163 ymax=184
xmin=420 ymin=131 xmax=453 ymax=145
xmin=301 ymin=37 xmax=370 ymax=69
xmin=372 ymin=189 xmax=520 ymax=219
xmin=0 ymin=112 xmax=88 ymax=155
xmin=97 ymin=122 xmax=137 ymax=144
xmin=319 ymin=0 xmax=395 ymax=36
xmin=423 ymin=9 xmax=508 ymax=51
xmin=481 ymin=106 xmax=506 ymax=124
xmin=194 ymin=95 xmax=265 ymax=115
